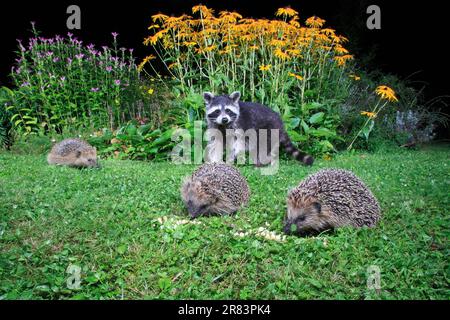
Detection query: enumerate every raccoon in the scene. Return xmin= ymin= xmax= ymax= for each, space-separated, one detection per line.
xmin=203 ymin=91 xmax=313 ymax=166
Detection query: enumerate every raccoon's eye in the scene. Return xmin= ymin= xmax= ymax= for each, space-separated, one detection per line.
xmin=208 ymin=110 xmax=221 ymax=118
xmin=225 ymin=109 xmax=235 ymax=116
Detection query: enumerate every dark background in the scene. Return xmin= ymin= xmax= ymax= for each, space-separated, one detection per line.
xmin=1 ymin=0 xmax=448 ymax=106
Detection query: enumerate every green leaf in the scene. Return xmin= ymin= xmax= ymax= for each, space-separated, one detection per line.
xmin=289 ymin=117 xmax=300 ymax=129
xmin=288 ymin=130 xmax=307 ymax=142
xmin=309 ymin=112 xmax=325 ymax=124
xmin=300 ymin=120 xmax=310 ymax=134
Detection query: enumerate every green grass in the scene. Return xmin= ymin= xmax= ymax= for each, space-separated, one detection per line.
xmin=0 ymin=145 xmax=449 ymax=300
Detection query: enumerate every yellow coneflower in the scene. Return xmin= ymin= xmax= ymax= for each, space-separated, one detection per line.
xmin=361 ymin=111 xmax=377 ymax=118
xmin=192 ymin=4 xmax=214 ymax=17
xmin=259 ymin=64 xmax=272 ymax=72
xmin=151 ymin=14 xmax=169 ymax=23
xmin=349 ymin=74 xmax=361 ymax=81
xmin=274 ymin=48 xmax=289 ymax=60
xmin=275 ymin=7 xmax=298 ymax=18
xmin=204 ymin=45 xmax=217 ymax=52
xmin=137 ymin=55 xmax=156 ymax=72
xmin=249 ymin=45 xmax=260 ymax=50
xmin=168 ymin=62 xmax=178 ymax=69
xmin=288 ymin=72 xmax=303 ymax=80
xmin=375 ymin=85 xmax=398 ymax=102
xmin=147 ymin=88 xmax=154 ymax=95
xmin=148 ymin=24 xmax=160 ymax=30
xmin=183 ymin=41 xmax=197 ymax=47
xmin=269 ymin=39 xmax=286 ymax=47
xmin=334 ymin=46 xmax=349 ymax=55
xmin=305 ymin=16 xmax=326 ymax=28
xmin=289 ymin=16 xmax=300 ymax=28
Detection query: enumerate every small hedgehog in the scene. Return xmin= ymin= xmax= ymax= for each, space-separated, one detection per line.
xmin=181 ymin=163 xmax=250 ymax=218
xmin=284 ymin=168 xmax=381 ymax=236
xmin=47 ymin=138 xmax=99 ymax=168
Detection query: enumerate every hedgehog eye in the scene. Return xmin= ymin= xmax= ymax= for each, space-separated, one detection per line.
xmin=296 ymin=216 xmax=306 ymax=223
xmin=312 ymin=202 xmax=322 ymax=213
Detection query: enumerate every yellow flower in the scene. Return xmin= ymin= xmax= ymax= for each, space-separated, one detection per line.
xmin=137 ymin=55 xmax=156 ymax=72
xmin=361 ymin=111 xmax=377 ymax=118
xmin=375 ymin=85 xmax=398 ymax=102
xmin=305 ymin=16 xmax=326 ymax=28
xmin=192 ymin=5 xmax=214 ymax=17
xmin=151 ymin=14 xmax=169 ymax=23
xmin=349 ymin=74 xmax=361 ymax=81
xmin=259 ymin=64 xmax=272 ymax=72
xmin=147 ymin=88 xmax=154 ymax=95
xmin=323 ymin=154 xmax=332 ymax=161
xmin=288 ymin=72 xmax=303 ymax=80
xmin=275 ymin=7 xmax=298 ymax=18
xmin=183 ymin=41 xmax=197 ymax=47
xmin=274 ymin=48 xmax=289 ymax=60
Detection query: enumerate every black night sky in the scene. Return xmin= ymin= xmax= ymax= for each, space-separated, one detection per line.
xmin=1 ymin=0 xmax=449 ymax=103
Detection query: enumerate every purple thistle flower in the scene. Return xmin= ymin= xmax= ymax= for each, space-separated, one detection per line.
xmin=112 ymin=32 xmax=119 ymax=39
xmin=91 ymin=87 xmax=100 ymax=92
xmin=106 ymin=66 xmax=113 ymax=72
xmin=60 ymin=76 xmax=66 ymax=81
xmin=114 ymin=80 xmax=121 ymax=86
xmin=21 ymin=82 xmax=30 ymax=87
xmin=67 ymin=58 xmax=72 ymax=64
xmin=75 ymin=53 xmax=84 ymax=60
xmin=53 ymin=57 xmax=60 ymax=63
xmin=67 ymin=32 xmax=73 ymax=38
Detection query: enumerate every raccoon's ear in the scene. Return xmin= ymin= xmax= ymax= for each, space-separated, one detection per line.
xmin=229 ymin=91 xmax=241 ymax=104
xmin=75 ymin=150 xmax=82 ymax=158
xmin=203 ymin=92 xmax=214 ymax=105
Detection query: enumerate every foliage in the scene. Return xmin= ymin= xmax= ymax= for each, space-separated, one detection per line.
xmin=0 ymin=87 xmax=14 ymax=149
xmin=9 ymin=24 xmax=146 ymax=134
xmin=141 ymin=5 xmax=361 ymax=155
xmin=87 ymin=121 xmax=178 ymax=161
xmin=347 ymin=85 xmax=398 ymax=151
xmin=0 ymin=146 xmax=448 ymax=299
xmin=337 ymin=72 xmax=448 ymax=150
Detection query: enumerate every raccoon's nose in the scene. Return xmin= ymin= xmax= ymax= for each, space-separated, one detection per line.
xmin=221 ymin=117 xmax=229 ymax=124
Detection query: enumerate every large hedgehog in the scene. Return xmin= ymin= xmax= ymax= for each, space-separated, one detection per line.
xmin=181 ymin=163 xmax=250 ymax=218
xmin=284 ymin=168 xmax=381 ymax=236
xmin=47 ymin=138 xmax=99 ymax=168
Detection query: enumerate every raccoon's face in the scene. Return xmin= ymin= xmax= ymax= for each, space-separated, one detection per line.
xmin=74 ymin=148 xmax=99 ymax=168
xmin=203 ymin=91 xmax=241 ymax=127
xmin=283 ymin=194 xmax=331 ymax=236
xmin=181 ymin=179 xmax=217 ymax=218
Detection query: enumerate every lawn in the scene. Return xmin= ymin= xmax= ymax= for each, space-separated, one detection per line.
xmin=0 ymin=145 xmax=448 ymax=299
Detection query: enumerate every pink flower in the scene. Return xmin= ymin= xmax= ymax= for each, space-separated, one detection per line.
xmin=114 ymin=80 xmax=121 ymax=86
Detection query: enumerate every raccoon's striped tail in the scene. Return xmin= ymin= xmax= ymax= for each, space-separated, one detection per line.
xmin=280 ymin=129 xmax=314 ymax=166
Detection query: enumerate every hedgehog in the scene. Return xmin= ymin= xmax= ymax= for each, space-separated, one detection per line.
xmin=283 ymin=168 xmax=381 ymax=236
xmin=47 ymin=138 xmax=99 ymax=168
xmin=181 ymin=163 xmax=250 ymax=218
